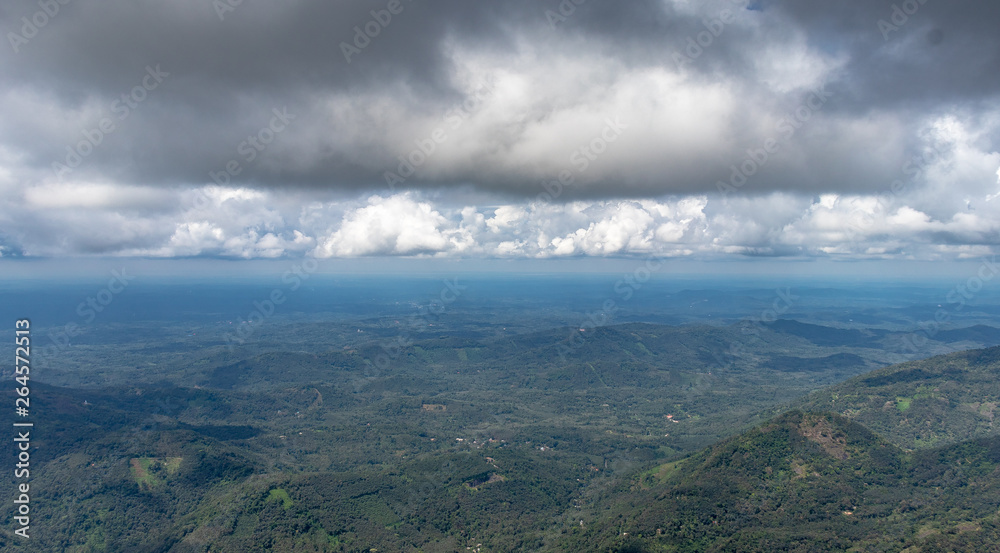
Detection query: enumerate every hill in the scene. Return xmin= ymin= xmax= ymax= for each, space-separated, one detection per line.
xmin=793 ymin=346 xmax=1000 ymax=449
xmin=564 ymin=410 xmax=1000 ymax=552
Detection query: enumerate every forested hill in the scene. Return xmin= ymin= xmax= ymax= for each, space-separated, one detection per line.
xmin=565 ymin=410 xmax=1000 ymax=552
xmin=793 ymin=345 xmax=1000 ymax=449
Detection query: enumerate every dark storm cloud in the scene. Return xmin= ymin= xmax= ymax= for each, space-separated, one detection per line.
xmin=1 ymin=0 xmax=998 ymax=198
xmin=775 ymin=0 xmax=1000 ymax=108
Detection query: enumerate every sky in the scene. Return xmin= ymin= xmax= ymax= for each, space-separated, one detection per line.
xmin=1 ymin=0 xmax=999 ymax=269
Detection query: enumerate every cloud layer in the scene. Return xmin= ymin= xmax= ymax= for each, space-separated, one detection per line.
xmin=0 ymin=0 xmax=998 ymax=259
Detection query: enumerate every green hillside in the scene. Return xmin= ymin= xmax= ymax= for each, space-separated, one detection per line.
xmin=564 ymin=410 xmax=1000 ymax=552
xmin=794 ymin=346 xmax=1000 ymax=449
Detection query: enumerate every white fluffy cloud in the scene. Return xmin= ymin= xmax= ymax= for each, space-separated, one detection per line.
xmin=0 ymin=114 xmax=997 ymax=261
xmin=4 ymin=183 xmax=999 ymax=262
xmin=317 ymin=194 xmax=456 ymax=257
